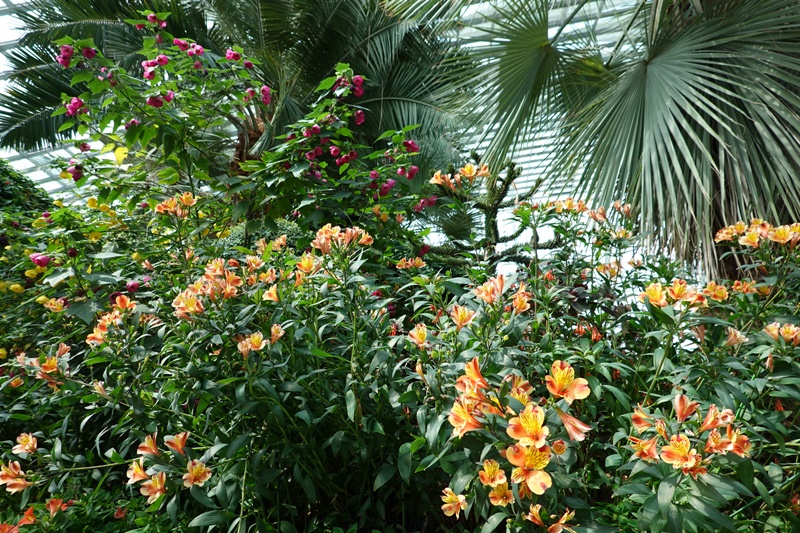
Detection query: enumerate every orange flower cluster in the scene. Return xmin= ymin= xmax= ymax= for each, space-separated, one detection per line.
xmin=595 ymin=261 xmax=621 ymax=278
xmin=310 ymin=224 xmax=373 ymax=255
xmin=172 ymin=257 xmax=265 ymax=320
xmin=763 ymin=322 xmax=800 ymax=345
xmin=0 ymin=461 xmax=32 ymax=493
xmin=443 ymin=358 xmax=592 ymax=518
xmin=638 ymin=279 xmax=712 ymax=308
xmin=128 ymin=432 xmax=211 ymax=504
xmin=715 ymin=219 xmax=800 ymax=247
xmin=547 ymin=198 xmax=587 ymax=214
xmin=396 ymin=257 xmax=426 ymax=269
xmin=474 ymin=274 xmax=506 ymax=305
xmin=154 ymin=192 xmax=197 ymax=218
xmin=86 ymin=296 xmax=136 ymax=345
xmin=11 ymin=433 xmax=37 ymax=455
xmin=628 ymin=395 xmax=749 ymax=479
xmin=524 ymin=505 xmax=578 ymax=532
xmin=429 ymin=163 xmax=489 ymax=191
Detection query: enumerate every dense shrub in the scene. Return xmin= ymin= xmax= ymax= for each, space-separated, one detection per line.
xmin=1 ymin=13 xmax=799 ymax=533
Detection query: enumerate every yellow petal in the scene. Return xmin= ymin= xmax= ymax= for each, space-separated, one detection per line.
xmin=114 ymin=146 xmax=129 ymax=166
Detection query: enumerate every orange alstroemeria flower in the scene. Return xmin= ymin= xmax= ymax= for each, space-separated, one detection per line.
xmin=262 ymin=285 xmax=280 ymax=302
xmin=296 ymin=254 xmax=318 ymax=274
xmin=140 ymin=472 xmax=167 ymax=504
xmin=165 ymin=432 xmax=190 ymax=456
xmin=271 ymin=324 xmax=285 ymax=345
xmin=455 ymin=357 xmax=489 ymax=394
xmin=545 ymin=361 xmax=590 ymax=404
xmin=440 ymin=487 xmax=467 ymax=518
xmin=726 ymin=425 xmax=751 ymax=457
xmin=408 ymin=324 xmax=429 ymax=350
xmin=666 ymin=279 xmax=691 ymax=301
xmin=555 ymin=407 xmax=592 ymax=442
xmin=507 ymin=404 xmax=550 ymax=447
xmin=552 ymin=439 xmax=567 ymax=456
xmin=547 ymin=509 xmax=578 ymax=533
xmin=702 ymin=281 xmax=728 ymax=302
xmin=660 ymin=434 xmax=702 ymax=472
xmin=673 ymin=394 xmax=699 ymax=423
xmin=768 ymin=225 xmax=793 ymax=244
xmin=248 ymin=332 xmax=268 ymax=351
xmin=112 ymin=294 xmax=136 ymax=312
xmin=478 ymin=459 xmax=506 ymax=487
xmin=523 ymin=504 xmax=546 ymax=526
xmin=488 ymin=482 xmax=514 ymax=507
xmin=725 ymin=327 xmax=748 ymax=347
xmin=0 ymin=461 xmax=31 ymax=494
xmin=639 ymin=283 xmax=668 ymax=307
xmin=137 ymin=433 xmax=160 ymax=457
xmin=507 ymin=444 xmax=552 ymax=495
xmin=449 ymin=305 xmax=476 ymax=331
xmin=698 ymin=405 xmax=734 ymax=434
xmin=126 ymin=458 xmax=149 ymax=484
xmin=738 ymin=230 xmax=761 ymax=248
xmin=12 ymin=433 xmax=37 ymax=455
xmin=183 ymin=460 xmax=212 ymax=487
xmin=448 ymin=397 xmax=483 ymax=438
xmin=763 ymin=322 xmax=781 ymax=341
xmin=629 ymin=436 xmax=659 ymax=462
xmin=46 ymin=498 xmax=68 ymax=518
xmin=631 ymin=404 xmax=653 ymax=434
xmin=17 ymin=506 xmax=36 ymax=525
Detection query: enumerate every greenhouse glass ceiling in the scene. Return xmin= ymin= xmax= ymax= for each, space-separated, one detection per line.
xmin=0 ymin=0 xmax=635 ymax=202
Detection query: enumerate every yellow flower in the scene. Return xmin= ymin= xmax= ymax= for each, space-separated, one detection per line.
xmin=9 ymin=284 xmax=24 ymax=294
xmin=639 ymin=282 xmax=667 ymax=307
xmin=0 ymin=348 xmax=7 ymax=359
xmin=36 ymin=295 xmax=49 ymax=304
xmin=506 ymin=404 xmax=550 ymax=447
xmin=60 ymin=171 xmax=72 ymax=180
xmin=99 ymin=203 xmax=110 ymax=213
xmin=87 ymin=197 xmax=98 ymax=209
xmin=131 ymin=252 xmax=143 ymax=262
xmin=140 ymin=472 xmax=167 ymax=504
xmin=545 ymin=360 xmax=590 ymax=404
xmin=32 ymin=219 xmax=47 ymax=228
xmin=488 ymin=482 xmax=514 ymax=507
xmin=53 ymin=200 xmax=63 ymax=207
xmin=108 ymin=210 xmax=117 ymax=218
xmin=478 ymin=459 xmax=507 ymax=487
xmin=88 ymin=232 xmax=102 ymax=242
xmin=0 ymin=282 xmax=5 ymax=293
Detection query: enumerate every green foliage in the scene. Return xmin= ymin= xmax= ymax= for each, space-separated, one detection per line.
xmin=0 ymin=158 xmax=52 ymax=214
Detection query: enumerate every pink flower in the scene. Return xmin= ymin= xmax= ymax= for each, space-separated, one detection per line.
xmin=164 ymin=90 xmax=174 ymax=103
xmin=352 ymin=75 xmax=364 ymax=87
xmin=187 ymin=44 xmax=204 ymax=56
xmin=82 ymin=47 xmax=97 ymax=59
xmin=407 ymin=165 xmax=419 ymax=179
xmin=65 ymin=97 xmax=84 ymax=116
xmin=155 ymin=54 xmax=169 ymax=66
xmin=125 ymin=119 xmax=140 ymax=130
xmin=403 ymin=139 xmax=419 ymax=152
xmin=56 ymin=54 xmax=70 ymax=68
xmin=349 ymin=150 xmax=357 ymax=160
xmin=369 ymin=170 xmax=379 ymax=179
xmin=60 ymin=45 xmax=74 ymax=58
xmin=244 ymin=87 xmax=256 ymax=103
xmin=225 ymin=48 xmax=241 ymax=61
xmin=243 ymin=60 xmax=254 ymax=68
xmin=354 ymin=110 xmax=365 ymax=125
xmin=143 ymin=68 xmax=155 ymax=81
xmin=147 ymin=13 xmax=158 ymax=23
xmin=146 ymin=96 xmax=164 ymax=108
xmin=352 ymin=86 xmax=364 ymax=97
xmin=135 ymin=24 xmax=145 ymax=30
xmin=173 ymin=39 xmax=189 ymax=51
xmin=192 ymin=60 xmax=202 ymax=69
xmin=329 ymin=146 xmax=341 ymax=157
xmin=79 ymin=143 xmax=91 ymax=152
xmin=305 ymin=151 xmax=316 ymax=161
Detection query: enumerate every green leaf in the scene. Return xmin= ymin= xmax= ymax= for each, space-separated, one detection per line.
xmin=481 ymin=513 xmax=506 ymax=533
xmin=373 ymin=464 xmax=396 ymax=491
xmin=190 ymin=485 xmax=218 ymax=509
xmin=345 ymin=389 xmax=357 ymax=421
xmin=188 ymin=510 xmax=232 ymax=527
xmin=657 ymin=476 xmax=678 ymax=516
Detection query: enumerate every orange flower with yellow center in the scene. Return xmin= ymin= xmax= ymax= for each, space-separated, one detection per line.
xmin=12 ymin=433 xmax=37 ymax=455
xmin=507 ymin=444 xmax=552 ymax=495
xmin=768 ymin=225 xmax=794 ymax=244
xmin=271 ymin=324 xmax=285 ymax=345
xmin=440 ymin=487 xmax=467 ymax=518
xmin=666 ymin=279 xmax=693 ymax=301
xmin=507 ymin=404 xmax=550 ymax=447
xmin=126 ymin=458 xmax=149 ymax=484
xmin=552 ymin=439 xmax=567 ymax=455
xmin=702 ymin=281 xmax=728 ymax=302
xmin=137 ymin=433 xmax=160 ymax=457
xmin=449 ymin=305 xmax=476 ymax=331
xmin=165 ymin=432 xmax=190 ymax=456
xmin=555 ymin=407 xmax=592 ymax=442
xmin=631 ymin=404 xmax=653 ymax=433
xmin=660 ymin=434 xmax=700 ymax=471
xmin=408 ymin=324 xmax=429 ymax=349
xmin=732 ymin=279 xmax=757 ymax=294
xmin=628 ymin=436 xmax=659 ymax=462
xmin=763 ymin=322 xmax=780 ymax=341
xmin=488 ymin=482 xmax=514 ymax=507
xmin=262 ymin=285 xmax=280 ymax=302
xmin=545 ymin=360 xmax=590 ymax=404
xmin=448 ymin=397 xmax=483 ymax=438
xmin=478 ymin=459 xmax=506 ymax=487
xmin=296 ymin=253 xmax=318 ymax=274
xmin=0 ymin=461 xmax=32 ymax=493
xmin=738 ymin=230 xmax=761 ymax=248
xmin=455 ymin=357 xmax=489 ymax=394
xmin=639 ymin=283 xmax=667 ymax=307
xmin=140 ymin=472 xmax=167 ymax=504
xmin=183 ymin=460 xmax=212 ymax=487
xmin=523 ymin=504 xmax=545 ymax=526
xmin=673 ymin=394 xmax=699 ymax=423
xmin=248 ymin=332 xmax=267 ymax=351
xmin=725 ymin=327 xmax=748 ymax=347
xmin=430 ymin=171 xmax=456 ymax=191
